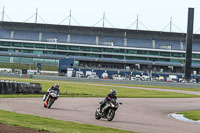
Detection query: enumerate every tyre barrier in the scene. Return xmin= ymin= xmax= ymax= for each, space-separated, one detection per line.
xmin=0 ymin=80 xmax=42 ymax=94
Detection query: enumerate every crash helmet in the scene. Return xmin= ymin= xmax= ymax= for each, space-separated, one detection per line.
xmin=110 ymin=89 xmax=116 ymax=96
xmin=54 ymin=83 xmax=60 ymax=89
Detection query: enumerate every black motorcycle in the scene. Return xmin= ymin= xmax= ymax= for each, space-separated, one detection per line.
xmin=95 ymin=99 xmax=122 ymax=121
xmin=43 ymin=90 xmax=59 ymax=109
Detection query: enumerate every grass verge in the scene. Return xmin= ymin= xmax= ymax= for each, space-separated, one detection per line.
xmin=0 ymin=63 xmax=58 ymax=71
xmin=1 ymin=76 xmax=200 ymax=92
xmin=106 ymin=83 xmax=200 ymax=92
xmin=0 ymin=110 xmax=135 ymax=133
xmin=0 ymin=77 xmax=200 ymax=98
xmin=178 ymin=110 xmax=200 ymax=121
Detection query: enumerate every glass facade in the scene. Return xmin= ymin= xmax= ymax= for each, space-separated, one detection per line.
xmin=0 ymin=40 xmax=200 ymax=65
xmin=0 ymin=56 xmax=58 ymax=66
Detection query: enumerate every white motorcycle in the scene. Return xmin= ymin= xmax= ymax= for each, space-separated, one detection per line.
xmin=43 ymin=90 xmax=59 ymax=109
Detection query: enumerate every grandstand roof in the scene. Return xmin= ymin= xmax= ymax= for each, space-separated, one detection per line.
xmin=1 ymin=21 xmax=197 ymax=41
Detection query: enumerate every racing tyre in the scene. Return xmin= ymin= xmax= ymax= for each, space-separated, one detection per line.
xmin=95 ymin=110 xmax=101 ymax=120
xmin=47 ymin=98 xmax=54 ymax=109
xmin=44 ymin=104 xmax=47 ymax=108
xmin=107 ymin=109 xmax=115 ymax=121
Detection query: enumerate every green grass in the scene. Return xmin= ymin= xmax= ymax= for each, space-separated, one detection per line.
xmin=0 ymin=77 xmax=200 ymax=98
xmin=178 ymin=110 xmax=200 ymax=121
xmin=105 ymin=83 xmax=200 ymax=92
xmin=0 ymin=62 xmax=58 ymax=71
xmin=0 ymin=110 xmax=135 ymax=133
xmin=2 ymin=76 xmax=200 ymax=92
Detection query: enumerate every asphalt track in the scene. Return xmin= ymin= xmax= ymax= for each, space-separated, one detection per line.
xmin=0 ymin=97 xmax=200 ymax=133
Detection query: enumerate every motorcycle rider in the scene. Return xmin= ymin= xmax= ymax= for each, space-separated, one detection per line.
xmin=43 ymin=83 xmax=60 ymax=102
xmin=99 ymin=89 xmax=117 ymax=113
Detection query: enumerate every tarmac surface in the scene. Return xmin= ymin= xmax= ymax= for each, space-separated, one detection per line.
xmin=0 ymin=97 xmax=200 ymax=133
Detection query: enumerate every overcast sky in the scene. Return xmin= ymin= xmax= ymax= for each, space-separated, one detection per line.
xmin=0 ymin=0 xmax=200 ymax=33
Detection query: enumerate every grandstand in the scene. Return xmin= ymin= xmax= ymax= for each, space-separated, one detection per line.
xmin=0 ymin=21 xmax=200 ymax=74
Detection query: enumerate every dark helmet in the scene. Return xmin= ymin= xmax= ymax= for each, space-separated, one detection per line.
xmin=54 ymin=83 xmax=60 ymax=89
xmin=110 ymin=89 xmax=116 ymax=96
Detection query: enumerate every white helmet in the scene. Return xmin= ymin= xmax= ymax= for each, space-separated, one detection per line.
xmin=54 ymin=83 xmax=60 ymax=88
xmin=110 ymin=89 xmax=116 ymax=96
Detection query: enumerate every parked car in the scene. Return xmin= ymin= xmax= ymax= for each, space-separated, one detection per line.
xmin=87 ymin=75 xmax=99 ymax=79
xmin=141 ymin=75 xmax=151 ymax=81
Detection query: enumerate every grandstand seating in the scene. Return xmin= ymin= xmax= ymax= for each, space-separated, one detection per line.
xmin=2 ymin=21 xmax=200 ymax=73
xmin=155 ymin=40 xmax=180 ymax=50
xmin=70 ymin=34 xmax=96 ymax=44
xmin=2 ymin=28 xmax=200 ymax=53
xmin=73 ymin=56 xmax=152 ymax=65
xmin=13 ymin=30 xmax=39 ymax=41
xmin=98 ymin=36 xmax=124 ymax=46
xmin=192 ymin=43 xmax=200 ymax=52
xmin=42 ymin=32 xmax=67 ymax=43
xmin=182 ymin=41 xmax=186 ymax=51
xmin=180 ymin=41 xmax=200 ymax=52
xmin=192 ymin=63 xmax=200 ymax=68
xmin=0 ymin=29 xmax=11 ymax=39
xmin=127 ymin=38 xmax=152 ymax=48
xmin=155 ymin=61 xmax=181 ymax=67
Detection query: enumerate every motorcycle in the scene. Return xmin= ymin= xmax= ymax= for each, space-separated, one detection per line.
xmin=95 ymin=99 xmax=122 ymax=121
xmin=43 ymin=90 xmax=59 ymax=109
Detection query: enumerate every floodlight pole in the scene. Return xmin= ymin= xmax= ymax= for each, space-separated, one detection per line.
xmin=185 ymin=8 xmax=194 ymax=81
xmin=35 ymin=8 xmax=38 ymax=23
xmin=2 ymin=6 xmax=4 ymax=21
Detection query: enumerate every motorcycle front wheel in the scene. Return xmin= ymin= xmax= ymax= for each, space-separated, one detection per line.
xmin=95 ymin=110 xmax=101 ymax=120
xmin=47 ymin=98 xmax=55 ymax=109
xmin=44 ymin=103 xmax=47 ymax=108
xmin=107 ymin=109 xmax=115 ymax=121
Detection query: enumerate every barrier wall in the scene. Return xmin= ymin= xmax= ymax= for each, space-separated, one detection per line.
xmin=0 ymin=80 xmax=42 ymax=94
